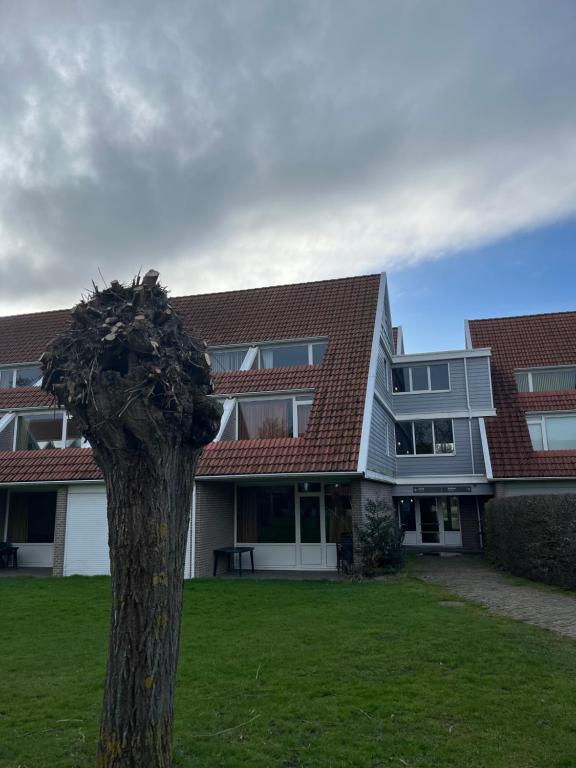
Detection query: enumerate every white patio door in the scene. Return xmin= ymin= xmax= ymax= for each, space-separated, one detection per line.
xmin=415 ymin=497 xmax=462 ymax=547
xmin=296 ymin=490 xmax=326 ymax=567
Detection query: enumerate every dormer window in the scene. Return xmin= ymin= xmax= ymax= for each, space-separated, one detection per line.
xmin=0 ymin=412 xmax=88 ymax=452
xmin=516 ymin=367 xmax=576 ymax=393
xmin=220 ymin=394 xmax=313 ymax=441
xmin=527 ymin=413 xmax=576 ymax=451
xmin=0 ymin=365 xmax=42 ymax=389
xmin=208 ymin=340 xmax=327 ymax=373
xmin=392 ymin=363 xmax=450 ymax=393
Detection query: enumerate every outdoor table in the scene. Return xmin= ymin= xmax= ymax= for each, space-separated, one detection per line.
xmin=213 ymin=546 xmax=255 ymax=577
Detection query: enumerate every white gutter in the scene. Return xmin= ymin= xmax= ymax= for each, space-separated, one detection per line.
xmin=198 ymin=471 xmax=361 ymax=482
xmin=393 ymin=348 xmax=492 ymax=363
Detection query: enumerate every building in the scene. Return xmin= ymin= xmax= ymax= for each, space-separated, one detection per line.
xmin=4 ymin=273 xmax=567 ymax=577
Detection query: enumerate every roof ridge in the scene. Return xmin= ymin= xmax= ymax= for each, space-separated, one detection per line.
xmin=0 ymin=272 xmax=381 ymax=321
xmin=469 ymin=308 xmax=576 ymax=324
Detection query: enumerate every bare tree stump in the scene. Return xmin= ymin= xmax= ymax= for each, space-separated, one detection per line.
xmin=42 ymin=271 xmax=222 ymax=768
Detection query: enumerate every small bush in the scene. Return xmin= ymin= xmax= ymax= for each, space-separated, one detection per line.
xmin=355 ymin=499 xmax=405 ymax=576
xmin=484 ymin=495 xmax=576 ymax=589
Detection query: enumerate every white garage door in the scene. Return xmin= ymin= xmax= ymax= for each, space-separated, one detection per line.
xmin=64 ymin=486 xmax=110 ymax=576
xmin=64 ymin=485 xmax=194 ymax=578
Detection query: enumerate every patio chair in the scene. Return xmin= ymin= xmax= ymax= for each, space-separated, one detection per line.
xmin=336 ymin=533 xmax=354 ymax=574
xmin=0 ymin=542 xmax=18 ymax=569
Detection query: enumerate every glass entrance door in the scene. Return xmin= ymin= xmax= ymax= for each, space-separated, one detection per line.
xmin=418 ymin=497 xmax=440 ymax=543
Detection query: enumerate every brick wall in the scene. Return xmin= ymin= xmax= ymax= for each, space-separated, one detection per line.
xmin=351 ymin=478 xmax=394 ymax=528
xmin=52 ymin=486 xmax=69 ymax=577
xmin=194 ymin=481 xmax=235 ymax=577
xmin=460 ymin=495 xmax=482 ymax=551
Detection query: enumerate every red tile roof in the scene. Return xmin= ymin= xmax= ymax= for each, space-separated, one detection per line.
xmin=0 ymin=275 xmax=380 ymax=482
xmin=469 ymin=311 xmax=576 ymax=478
xmin=0 ymin=387 xmax=56 ymax=411
xmin=0 ymin=448 xmax=101 ymax=484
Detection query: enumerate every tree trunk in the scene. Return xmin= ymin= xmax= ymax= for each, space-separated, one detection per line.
xmin=96 ymin=448 xmax=195 ymax=768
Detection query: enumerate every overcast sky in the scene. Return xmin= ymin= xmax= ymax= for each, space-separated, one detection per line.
xmin=1 ymin=0 xmax=575 ymax=322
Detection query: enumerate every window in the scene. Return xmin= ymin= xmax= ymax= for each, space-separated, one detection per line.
xmin=395 ymin=420 xmax=454 ymax=456
xmin=516 ymin=367 xmax=576 ymax=393
xmin=238 ymin=399 xmax=293 ymax=439
xmin=4 ymin=413 xmax=88 ymax=452
xmin=442 ymin=497 xmax=461 ymax=531
xmin=392 ymin=363 xmax=449 ymax=393
xmin=260 ymin=341 xmax=326 ymax=369
xmin=324 ymin=484 xmax=352 ymax=543
xmin=210 ymin=348 xmax=249 ymax=372
xmin=5 ymin=492 xmax=56 ymax=543
xmin=223 ymin=395 xmax=314 ymax=441
xmin=0 ymin=365 xmax=42 ymax=389
xmin=397 ymin=497 xmax=416 ymax=531
xmin=527 ymin=414 xmax=576 ymax=451
xmin=237 ymin=485 xmax=295 ymax=543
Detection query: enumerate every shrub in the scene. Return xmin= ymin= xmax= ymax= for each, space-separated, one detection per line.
xmin=484 ymin=495 xmax=576 ymax=589
xmin=355 ymin=499 xmax=405 ymax=575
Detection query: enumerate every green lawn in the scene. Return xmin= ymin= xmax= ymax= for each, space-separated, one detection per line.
xmin=2 ymin=576 xmax=576 ymax=768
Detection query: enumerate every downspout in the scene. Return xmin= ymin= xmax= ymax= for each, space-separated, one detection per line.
xmin=190 ymin=481 xmax=196 ymax=579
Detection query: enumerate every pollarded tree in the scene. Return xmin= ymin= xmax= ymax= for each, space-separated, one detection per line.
xmin=42 ymin=270 xmax=222 ymax=768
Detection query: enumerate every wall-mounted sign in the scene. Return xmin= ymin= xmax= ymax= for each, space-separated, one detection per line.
xmin=412 ymin=486 xmax=472 ymax=494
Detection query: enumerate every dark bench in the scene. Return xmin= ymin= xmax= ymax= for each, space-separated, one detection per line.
xmin=213 ymin=546 xmax=255 ymax=577
xmin=0 ymin=543 xmax=19 ymax=569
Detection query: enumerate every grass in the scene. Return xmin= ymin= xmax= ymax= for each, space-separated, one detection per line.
xmin=1 ymin=575 xmax=576 ymax=768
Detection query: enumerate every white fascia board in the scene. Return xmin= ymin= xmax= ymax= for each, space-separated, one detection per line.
xmin=478 ymin=418 xmax=494 ymax=480
xmin=209 ymin=336 xmax=328 ymax=350
xmin=213 ymin=387 xmax=314 ymax=399
xmin=0 ymin=478 xmax=103 ymax=488
xmin=213 ymin=397 xmax=236 ymax=441
xmin=0 ymin=406 xmax=64 ymax=415
xmin=393 ymin=475 xmax=490 ymax=485
xmin=240 ymin=346 xmax=258 ymax=370
xmin=198 ymin=471 xmax=361 ymax=482
xmin=495 ymin=475 xmax=576 ymax=481
xmin=0 ymin=412 xmax=16 ymax=432
xmin=392 ymin=348 xmax=492 ymax=363
xmin=395 ymin=409 xmax=496 ymax=421
xmin=357 ymin=272 xmax=387 ymax=473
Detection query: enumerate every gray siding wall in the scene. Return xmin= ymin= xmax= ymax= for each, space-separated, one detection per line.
xmin=496 ymin=480 xmax=576 ymax=496
xmin=470 ymin=418 xmax=486 ymax=475
xmin=375 ymin=342 xmax=393 ymax=408
xmin=367 ymin=400 xmax=395 ymax=477
xmin=395 ymin=418 xmax=474 ymax=476
xmin=393 ymin=359 xmax=468 ymax=413
xmin=466 ymin=356 xmax=493 ymax=410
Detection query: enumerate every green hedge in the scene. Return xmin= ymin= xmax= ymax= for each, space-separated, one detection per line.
xmin=484 ymin=495 xmax=576 ymax=589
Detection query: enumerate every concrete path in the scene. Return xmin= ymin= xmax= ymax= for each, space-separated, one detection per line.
xmin=413 ymin=555 xmax=576 ymax=640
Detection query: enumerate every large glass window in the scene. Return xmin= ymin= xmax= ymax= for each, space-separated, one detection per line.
xmin=260 ymin=342 xmax=326 ymax=369
xmin=392 ymin=363 xmax=449 ymax=393
xmin=397 ymin=497 xmax=416 ymax=531
xmin=0 ymin=366 xmax=42 ymax=389
xmin=395 ymin=422 xmax=414 ymax=455
xmin=210 ymin=348 xmax=249 ymax=372
xmin=527 ymin=414 xmax=576 ymax=450
xmin=16 ymin=414 xmax=64 ymax=450
xmin=299 ymin=496 xmax=321 ymax=543
xmin=238 ymin=399 xmax=293 ymax=439
xmin=296 ymin=401 xmax=312 ymax=435
xmin=6 ymin=492 xmax=56 ymax=543
xmin=414 ymin=421 xmax=434 ymax=454
xmin=516 ymin=367 xmax=576 ymax=393
xmin=324 ymin=484 xmax=352 ymax=544
xmin=396 ymin=420 xmax=455 ymax=456
xmin=237 ymin=485 xmax=295 ymax=543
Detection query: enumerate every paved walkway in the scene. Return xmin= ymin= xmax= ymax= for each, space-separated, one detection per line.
xmin=413 ymin=555 xmax=576 ymax=639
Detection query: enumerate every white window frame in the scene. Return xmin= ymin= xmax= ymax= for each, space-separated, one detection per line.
xmin=392 ymin=363 xmax=451 ymax=395
xmin=257 ymin=340 xmax=327 ymax=369
xmin=526 ymin=412 xmax=576 ymax=451
xmin=9 ymin=411 xmax=88 ymax=451
xmin=230 ymin=394 xmax=314 ymax=440
xmin=395 ymin=418 xmax=456 ymax=457
xmin=0 ymin=365 xmax=43 ymax=389
xmin=516 ymin=365 xmax=576 ymax=393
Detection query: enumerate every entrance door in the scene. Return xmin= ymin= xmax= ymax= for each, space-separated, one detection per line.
xmin=297 ymin=495 xmax=324 ymax=566
xmin=418 ymin=498 xmax=440 ymax=544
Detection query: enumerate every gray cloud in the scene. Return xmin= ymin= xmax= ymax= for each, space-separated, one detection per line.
xmin=0 ymin=0 xmax=575 ymax=313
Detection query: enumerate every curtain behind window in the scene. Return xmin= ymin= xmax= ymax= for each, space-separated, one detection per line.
xmin=238 ymin=400 xmax=292 ymax=439
xmin=532 ymin=369 xmax=576 ymax=392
